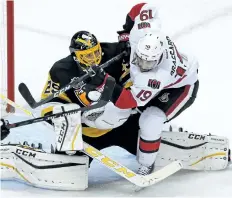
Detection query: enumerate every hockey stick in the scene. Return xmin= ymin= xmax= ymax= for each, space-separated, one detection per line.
xmin=0 ymin=94 xmax=32 ymax=116
xmin=4 ymin=101 xmax=106 ymax=129
xmin=1 ymin=96 xmax=183 ymax=188
xmin=18 ymin=51 xmax=126 ymax=109
xmin=2 ymin=77 xmax=115 ymax=131
xmin=83 ymin=143 xmax=183 ymax=188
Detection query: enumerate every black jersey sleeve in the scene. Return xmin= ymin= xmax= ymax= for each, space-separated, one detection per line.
xmin=41 ymin=57 xmax=74 ymax=105
xmin=100 ymin=42 xmax=130 ymax=84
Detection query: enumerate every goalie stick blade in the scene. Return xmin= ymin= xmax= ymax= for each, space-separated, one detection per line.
xmin=18 ymin=83 xmax=36 ymax=108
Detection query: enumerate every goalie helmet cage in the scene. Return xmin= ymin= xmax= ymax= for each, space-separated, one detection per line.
xmin=1 ymin=0 xmax=15 ymax=115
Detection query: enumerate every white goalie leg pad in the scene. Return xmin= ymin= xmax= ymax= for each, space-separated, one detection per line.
xmin=0 ymin=144 xmax=89 ymax=190
xmin=53 ymin=104 xmax=83 ymax=151
xmin=155 ymin=130 xmax=230 ymax=170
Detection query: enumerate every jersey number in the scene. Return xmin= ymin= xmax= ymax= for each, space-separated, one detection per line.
xmin=140 ymin=10 xmax=153 ymax=21
xmin=136 ymin=90 xmax=152 ymax=101
xmin=44 ymin=80 xmax=59 ymax=94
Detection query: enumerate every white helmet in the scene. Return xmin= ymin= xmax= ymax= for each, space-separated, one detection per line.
xmin=134 ymin=32 xmax=165 ymax=72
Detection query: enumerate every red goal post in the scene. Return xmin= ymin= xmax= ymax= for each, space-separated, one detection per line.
xmin=1 ymin=0 xmax=15 ymax=115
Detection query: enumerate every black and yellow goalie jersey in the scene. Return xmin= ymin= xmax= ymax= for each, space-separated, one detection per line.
xmin=40 ymin=42 xmax=131 ymax=137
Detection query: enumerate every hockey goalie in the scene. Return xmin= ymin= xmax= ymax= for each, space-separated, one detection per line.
xmin=0 ymin=2 xmax=231 ymax=191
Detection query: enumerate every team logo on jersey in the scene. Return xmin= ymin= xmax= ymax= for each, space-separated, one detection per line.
xmin=147 ymin=79 xmax=160 ymax=89
xmin=158 ymin=93 xmax=170 ymax=103
xmin=71 ymin=77 xmax=85 ymax=90
xmin=119 ymin=59 xmax=130 ymax=83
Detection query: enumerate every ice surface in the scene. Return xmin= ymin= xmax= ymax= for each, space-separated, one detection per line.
xmin=1 ymin=0 xmax=232 ymax=196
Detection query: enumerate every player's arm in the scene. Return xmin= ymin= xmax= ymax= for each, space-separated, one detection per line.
xmin=111 ymin=70 xmax=170 ymax=109
xmin=118 ymin=3 xmax=147 ymax=34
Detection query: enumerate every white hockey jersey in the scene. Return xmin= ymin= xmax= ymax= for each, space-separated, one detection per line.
xmin=113 ymin=3 xmax=199 ymax=109
xmin=129 ymin=3 xmax=162 ymax=49
xmin=127 ymin=35 xmax=199 ymax=107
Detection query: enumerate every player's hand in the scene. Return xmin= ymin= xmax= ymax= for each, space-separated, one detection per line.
xmin=87 ymin=65 xmax=106 ymax=87
xmin=117 ymin=30 xmax=130 ymax=43
xmin=1 ymin=119 xmax=10 ymax=140
xmin=117 ymin=31 xmax=131 ymax=56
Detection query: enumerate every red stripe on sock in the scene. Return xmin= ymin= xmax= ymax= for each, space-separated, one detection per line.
xmin=139 ymin=138 xmax=161 ymax=153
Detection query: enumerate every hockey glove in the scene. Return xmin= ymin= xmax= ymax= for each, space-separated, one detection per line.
xmin=117 ymin=31 xmax=131 ymax=57
xmin=117 ymin=30 xmax=130 ymax=42
xmin=85 ymin=65 xmax=107 ymax=90
xmin=1 ymin=119 xmax=10 ymax=140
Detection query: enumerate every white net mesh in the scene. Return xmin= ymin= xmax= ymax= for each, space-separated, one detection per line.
xmin=0 ymin=1 xmax=8 ymax=117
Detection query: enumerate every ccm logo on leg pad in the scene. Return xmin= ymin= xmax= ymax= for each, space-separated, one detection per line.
xmin=188 ymin=134 xmax=205 ymax=140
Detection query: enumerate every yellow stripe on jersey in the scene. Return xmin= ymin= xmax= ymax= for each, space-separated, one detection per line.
xmin=82 ymin=127 xmax=112 ymax=137
xmin=41 ymin=106 xmax=54 ymax=117
xmin=123 ymin=80 xmax=133 ymax=88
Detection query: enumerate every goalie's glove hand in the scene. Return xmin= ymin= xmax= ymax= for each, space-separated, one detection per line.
xmin=85 ymin=65 xmax=107 ymax=90
xmin=1 ymin=119 xmax=10 ymax=140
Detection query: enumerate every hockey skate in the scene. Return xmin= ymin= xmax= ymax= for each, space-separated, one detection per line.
xmin=134 ymin=163 xmax=155 ymax=191
xmin=137 ymin=163 xmax=155 ymax=176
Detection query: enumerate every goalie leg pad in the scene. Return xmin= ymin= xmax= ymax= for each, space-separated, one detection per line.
xmin=155 ymin=130 xmax=230 ymax=170
xmin=53 ymin=103 xmax=83 ymax=151
xmin=0 ymin=144 xmax=89 ymax=190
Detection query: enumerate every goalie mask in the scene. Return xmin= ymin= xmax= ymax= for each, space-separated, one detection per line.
xmin=69 ymin=31 xmax=102 ymax=67
xmin=134 ymin=32 xmax=164 ymax=72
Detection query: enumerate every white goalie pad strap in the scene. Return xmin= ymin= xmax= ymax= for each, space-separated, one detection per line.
xmin=155 ymin=130 xmax=230 ymax=170
xmin=0 ymin=145 xmax=89 ymax=190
